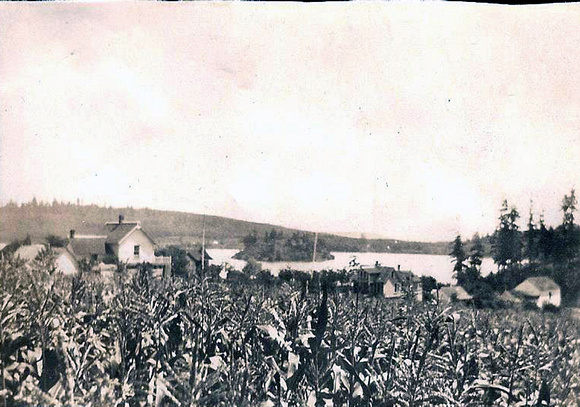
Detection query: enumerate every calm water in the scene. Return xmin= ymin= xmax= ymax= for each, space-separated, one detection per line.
xmin=207 ymin=249 xmax=496 ymax=284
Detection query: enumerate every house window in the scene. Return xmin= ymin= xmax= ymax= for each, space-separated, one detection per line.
xmin=134 ymin=245 xmax=140 ymax=256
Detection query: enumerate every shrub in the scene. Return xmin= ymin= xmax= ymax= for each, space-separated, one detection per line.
xmin=542 ymin=303 xmax=560 ymax=313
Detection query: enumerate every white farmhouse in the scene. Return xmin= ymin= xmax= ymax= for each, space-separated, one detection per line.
xmin=356 ymin=265 xmax=423 ymax=302
xmin=513 ymin=277 xmax=561 ymax=308
xmin=68 ymin=215 xmax=171 ymax=276
xmin=104 ymin=216 xmax=157 ymax=264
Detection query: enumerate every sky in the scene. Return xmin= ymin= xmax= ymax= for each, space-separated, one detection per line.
xmin=1 ymin=2 xmax=579 ymax=242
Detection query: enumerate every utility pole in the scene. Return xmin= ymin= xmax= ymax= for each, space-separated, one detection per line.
xmin=312 ymin=232 xmax=318 ymax=262
xmin=201 ymin=214 xmax=206 ymax=273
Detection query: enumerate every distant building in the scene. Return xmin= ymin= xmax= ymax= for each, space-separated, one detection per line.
xmin=67 ymin=231 xmax=107 ymax=262
xmin=356 ymin=264 xmax=422 ymax=301
xmin=187 ymin=245 xmax=213 ymax=272
xmin=14 ymin=244 xmax=79 ymax=275
xmin=68 ymin=215 xmax=171 ymax=276
xmin=104 ymin=216 xmax=157 ymax=264
xmin=437 ymin=286 xmax=473 ymax=304
xmin=513 ymin=277 xmax=560 ymax=308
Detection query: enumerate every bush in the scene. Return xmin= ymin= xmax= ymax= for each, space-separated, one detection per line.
xmin=523 ymin=301 xmax=539 ymax=311
xmin=542 ymin=303 xmax=560 ymax=313
xmin=242 ymin=257 xmax=262 ymax=276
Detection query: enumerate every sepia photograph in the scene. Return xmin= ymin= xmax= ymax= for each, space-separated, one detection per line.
xmin=0 ymin=2 xmax=579 ymax=405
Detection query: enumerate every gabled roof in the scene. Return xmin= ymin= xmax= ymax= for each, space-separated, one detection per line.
xmin=361 ymin=266 xmax=420 ymax=284
xmin=14 ymin=244 xmax=44 ymax=261
xmin=187 ymin=245 xmax=213 ymax=262
xmin=105 ymin=223 xmax=140 ymax=244
xmin=68 ymin=237 xmax=107 ymax=257
xmin=13 ymin=245 xmax=75 ymax=264
xmin=514 ymin=277 xmax=559 ymax=297
xmin=439 ymin=286 xmax=472 ymax=301
xmin=14 ymin=244 xmax=46 ymax=262
xmin=53 ymin=247 xmax=75 ymax=257
xmin=53 ymin=247 xmax=79 ymax=269
xmin=104 ymin=222 xmax=155 ymax=245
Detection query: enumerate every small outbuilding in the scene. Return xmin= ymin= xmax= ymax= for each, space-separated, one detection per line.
xmin=437 ymin=286 xmax=473 ymax=304
xmin=513 ymin=277 xmax=561 ymax=308
xmin=187 ymin=245 xmax=213 ymax=272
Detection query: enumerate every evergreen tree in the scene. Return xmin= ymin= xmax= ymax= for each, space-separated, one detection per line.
xmin=45 ymin=234 xmax=68 ymax=248
xmin=450 ymin=235 xmax=468 ymax=285
xmin=491 ymin=200 xmax=522 ymax=272
xmin=459 ymin=233 xmax=484 ymax=292
xmin=537 ymin=211 xmax=552 ymax=262
xmin=468 ymin=233 xmax=484 ymax=270
xmin=562 ymin=189 xmax=577 ymax=228
xmin=558 ymin=189 xmax=580 ymax=262
xmin=524 ymin=201 xmax=539 ymax=264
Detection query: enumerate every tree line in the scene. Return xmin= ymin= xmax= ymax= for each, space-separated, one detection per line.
xmin=234 ymin=230 xmax=335 ymax=262
xmin=451 ymin=189 xmax=580 ymax=306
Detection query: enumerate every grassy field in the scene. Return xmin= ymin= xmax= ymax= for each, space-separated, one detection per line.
xmin=1 ymin=256 xmax=579 ymax=406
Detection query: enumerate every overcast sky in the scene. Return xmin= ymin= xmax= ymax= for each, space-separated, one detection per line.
xmin=1 ymin=3 xmax=579 ymax=242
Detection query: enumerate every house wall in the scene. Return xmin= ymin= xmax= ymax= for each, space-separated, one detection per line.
xmin=415 ymin=285 xmax=423 ymax=302
xmin=383 ymin=280 xmax=423 ymax=301
xmin=117 ymin=229 xmax=156 ymax=264
xmin=537 ymin=289 xmax=561 ymax=308
xmin=55 ymin=252 xmax=79 ymax=276
xmin=383 ymin=280 xmax=398 ymax=298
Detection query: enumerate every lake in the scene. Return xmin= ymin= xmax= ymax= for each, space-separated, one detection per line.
xmin=207 ymin=249 xmax=496 ymax=284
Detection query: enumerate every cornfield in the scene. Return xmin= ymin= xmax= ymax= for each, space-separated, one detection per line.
xmin=1 ymin=255 xmax=579 ymax=406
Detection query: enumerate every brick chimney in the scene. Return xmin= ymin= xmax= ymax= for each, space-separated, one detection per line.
xmin=119 ymin=214 xmax=124 ymax=224
xmin=69 ymin=230 xmax=75 ymax=239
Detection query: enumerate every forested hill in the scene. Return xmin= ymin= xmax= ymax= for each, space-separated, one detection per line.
xmin=0 ymin=201 xmax=453 ymax=254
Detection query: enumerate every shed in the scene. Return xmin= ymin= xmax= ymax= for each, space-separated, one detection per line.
xmin=438 ymin=286 xmax=473 ymax=304
xmin=187 ymin=245 xmax=213 ymax=271
xmin=513 ymin=277 xmax=561 ymax=308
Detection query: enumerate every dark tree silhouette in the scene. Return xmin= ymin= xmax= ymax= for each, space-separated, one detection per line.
xmin=450 ymin=235 xmax=467 ymax=285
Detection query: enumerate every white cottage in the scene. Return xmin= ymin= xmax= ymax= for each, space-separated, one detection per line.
xmin=513 ymin=277 xmax=561 ymax=308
